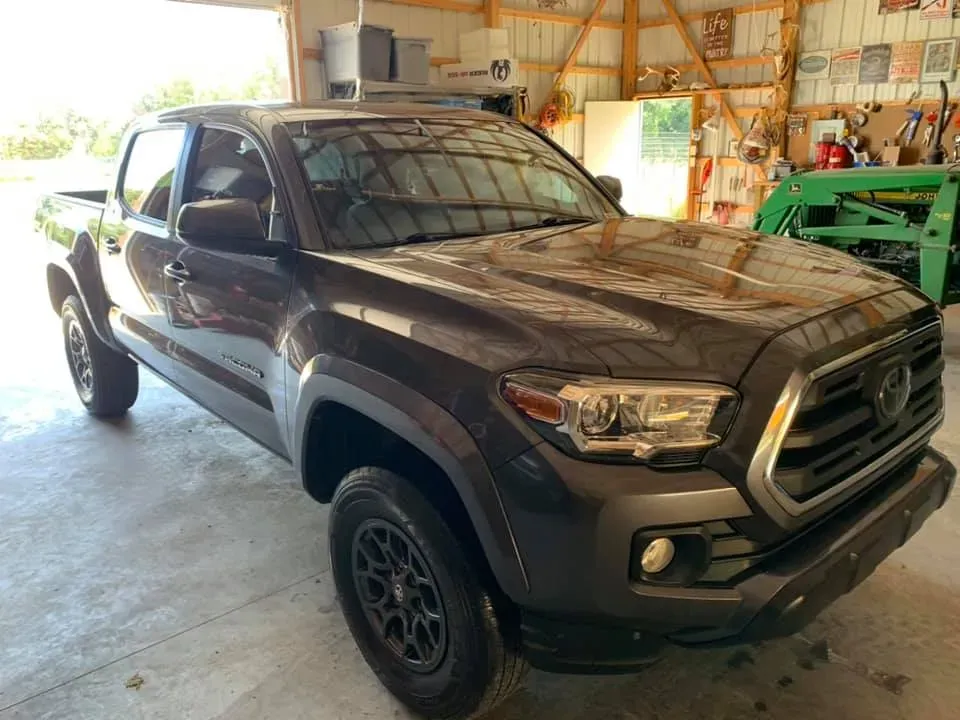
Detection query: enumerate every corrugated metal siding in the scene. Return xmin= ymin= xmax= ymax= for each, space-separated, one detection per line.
xmin=300 ymin=0 xmax=623 ymax=158
xmin=506 ymin=14 xmax=621 ymax=157
xmin=795 ymin=0 xmax=960 ymax=106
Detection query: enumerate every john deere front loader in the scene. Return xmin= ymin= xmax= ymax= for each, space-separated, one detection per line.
xmin=753 ymin=166 xmax=959 ymax=305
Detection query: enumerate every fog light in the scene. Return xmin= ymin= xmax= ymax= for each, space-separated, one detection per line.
xmin=640 ymin=537 xmax=675 ymax=574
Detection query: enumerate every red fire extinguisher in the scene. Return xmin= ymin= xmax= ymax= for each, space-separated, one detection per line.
xmin=815 ymin=140 xmax=832 ymax=170
xmin=828 ymin=143 xmax=850 ymax=170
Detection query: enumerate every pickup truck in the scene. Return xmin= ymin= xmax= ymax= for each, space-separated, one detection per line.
xmin=37 ymin=102 xmax=955 ymax=719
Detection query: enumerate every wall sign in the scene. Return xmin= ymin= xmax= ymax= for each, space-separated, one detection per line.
xmin=921 ymin=39 xmax=958 ymax=82
xmin=878 ymin=0 xmax=919 ymax=12
xmin=889 ymin=41 xmax=923 ymax=82
xmin=702 ymin=8 xmax=734 ymax=61
xmin=920 ymin=0 xmax=951 ymax=19
xmin=830 ymin=47 xmax=862 ymax=85
xmin=796 ymin=51 xmax=831 ymax=80
xmin=859 ymin=43 xmax=892 ymax=83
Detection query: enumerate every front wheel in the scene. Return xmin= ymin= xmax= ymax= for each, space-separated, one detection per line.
xmin=61 ymin=295 xmax=138 ymax=417
xmin=330 ymin=467 xmax=527 ymax=719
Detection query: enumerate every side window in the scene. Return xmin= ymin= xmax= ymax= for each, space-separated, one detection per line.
xmin=187 ymin=127 xmax=274 ymax=235
xmin=120 ymin=128 xmax=185 ymax=222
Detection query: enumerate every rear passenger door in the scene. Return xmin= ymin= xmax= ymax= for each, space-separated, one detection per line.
xmin=165 ymin=125 xmax=295 ymax=456
xmin=99 ymin=126 xmax=186 ymax=379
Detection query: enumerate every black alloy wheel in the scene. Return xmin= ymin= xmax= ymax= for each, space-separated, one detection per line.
xmin=352 ymin=518 xmax=447 ymax=673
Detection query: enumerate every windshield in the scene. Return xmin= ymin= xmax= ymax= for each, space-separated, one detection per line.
xmin=285 ymin=117 xmax=619 ymax=249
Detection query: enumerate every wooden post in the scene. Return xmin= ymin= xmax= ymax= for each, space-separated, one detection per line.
xmin=687 ymin=92 xmax=702 ymax=220
xmin=485 ymin=0 xmax=500 ymax=27
xmin=776 ymin=0 xmax=801 ymax=157
xmin=621 ymin=0 xmax=638 ymax=100
xmin=292 ymin=0 xmax=307 ymax=102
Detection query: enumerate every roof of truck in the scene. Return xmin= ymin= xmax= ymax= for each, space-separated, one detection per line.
xmin=154 ymin=100 xmax=505 ymax=123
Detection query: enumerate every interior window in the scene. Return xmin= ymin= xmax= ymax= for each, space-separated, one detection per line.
xmin=121 ymin=128 xmax=185 ymax=222
xmin=187 ymin=127 xmax=275 ymax=234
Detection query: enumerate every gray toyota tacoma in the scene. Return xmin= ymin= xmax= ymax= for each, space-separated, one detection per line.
xmin=36 ymin=102 xmax=955 ymax=719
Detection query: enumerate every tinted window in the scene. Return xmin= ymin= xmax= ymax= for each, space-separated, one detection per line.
xmin=121 ymin=128 xmax=185 ymax=222
xmin=186 ymin=127 xmax=274 ymax=234
xmin=285 ymin=118 xmax=618 ymax=249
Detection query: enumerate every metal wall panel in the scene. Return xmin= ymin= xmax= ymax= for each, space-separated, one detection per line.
xmin=795 ymin=0 xmax=960 ymax=106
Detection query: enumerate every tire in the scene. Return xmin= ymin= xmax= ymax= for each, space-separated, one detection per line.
xmin=330 ymin=467 xmax=527 ymax=719
xmin=61 ymin=295 xmax=138 ymax=417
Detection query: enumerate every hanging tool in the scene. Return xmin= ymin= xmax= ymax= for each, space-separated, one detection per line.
xmin=925 ymin=80 xmax=949 ymax=165
xmin=953 ymin=134 xmax=960 ymax=163
xmin=923 ymin=115 xmax=936 ymax=147
xmin=941 ymin=103 xmax=957 ymax=133
xmin=900 ymin=107 xmax=923 ymax=145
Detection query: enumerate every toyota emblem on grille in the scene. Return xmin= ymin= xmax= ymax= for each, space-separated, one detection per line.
xmin=876 ymin=364 xmax=911 ymax=422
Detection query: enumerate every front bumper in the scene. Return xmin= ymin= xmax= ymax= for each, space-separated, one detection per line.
xmin=494 ymin=443 xmax=955 ymax=673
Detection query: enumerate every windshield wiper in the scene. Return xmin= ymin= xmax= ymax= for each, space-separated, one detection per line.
xmin=513 ymin=215 xmax=599 ymax=231
xmin=370 ymin=231 xmax=485 ymax=249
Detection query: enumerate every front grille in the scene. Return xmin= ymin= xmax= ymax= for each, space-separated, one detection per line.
xmin=773 ymin=324 xmax=943 ymax=503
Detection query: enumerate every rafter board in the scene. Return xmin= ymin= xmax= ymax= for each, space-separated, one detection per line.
xmin=632 ymin=84 xmax=775 ymax=99
xmin=636 ymin=0 xmax=829 ymax=30
xmin=485 ymin=0 xmax=500 ymax=26
xmin=501 ymin=6 xmax=622 ymax=29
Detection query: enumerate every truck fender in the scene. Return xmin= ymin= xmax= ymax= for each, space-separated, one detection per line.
xmin=293 ymin=355 xmax=530 ymax=600
xmin=48 ymin=230 xmax=116 ymax=348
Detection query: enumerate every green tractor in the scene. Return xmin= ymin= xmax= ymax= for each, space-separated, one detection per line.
xmin=753 ymin=82 xmax=959 ymax=306
xmin=753 ymin=167 xmax=959 ymax=305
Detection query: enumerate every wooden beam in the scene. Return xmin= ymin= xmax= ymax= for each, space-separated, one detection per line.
xmin=500 ymin=6 xmax=622 ymax=30
xmin=382 ymin=0 xmax=481 ymax=13
xmin=304 ymin=47 xmax=456 ymax=67
xmin=636 ymin=0 xmax=829 ymax=30
xmin=687 ymin=92 xmax=702 ymax=220
xmin=632 ymin=84 xmax=774 ymax=100
xmin=485 ymin=0 xmax=500 ymax=27
xmin=553 ymin=0 xmax=608 ymax=93
xmin=304 ymin=48 xmax=619 ymax=77
xmin=523 ymin=62 xmax=620 ymax=77
xmin=775 ymin=0 xmax=801 ymax=158
xmin=673 ymin=55 xmax=774 ymax=73
xmin=621 ymin=0 xmax=638 ymax=99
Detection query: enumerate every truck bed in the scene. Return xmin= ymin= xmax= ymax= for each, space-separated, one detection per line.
xmin=35 ymin=190 xmax=108 ymax=255
xmin=51 ymin=189 xmax=108 ymax=207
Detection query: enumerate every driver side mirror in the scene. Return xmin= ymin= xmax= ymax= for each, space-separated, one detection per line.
xmin=176 ymin=199 xmax=278 ymax=255
xmin=596 ymin=175 xmax=623 ymax=201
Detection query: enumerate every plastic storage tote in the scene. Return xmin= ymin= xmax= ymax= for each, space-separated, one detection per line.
xmin=319 ymin=22 xmax=393 ymax=83
xmin=391 ymin=37 xmax=433 ymax=84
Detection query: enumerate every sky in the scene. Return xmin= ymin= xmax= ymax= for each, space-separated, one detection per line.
xmin=0 ymin=0 xmax=289 ymax=130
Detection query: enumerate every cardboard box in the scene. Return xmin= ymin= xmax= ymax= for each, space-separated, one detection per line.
xmin=439 ymin=58 xmax=518 ymax=87
xmin=881 ymin=146 xmax=902 ymax=166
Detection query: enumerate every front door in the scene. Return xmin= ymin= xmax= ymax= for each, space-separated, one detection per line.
xmin=99 ymin=126 xmax=186 ymax=379
xmin=165 ymin=125 xmax=295 ymax=456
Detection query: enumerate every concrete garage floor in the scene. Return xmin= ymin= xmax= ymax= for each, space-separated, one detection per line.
xmin=2 ymin=236 xmax=960 ymax=719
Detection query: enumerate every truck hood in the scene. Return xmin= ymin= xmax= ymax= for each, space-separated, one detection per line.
xmin=347 ymin=217 xmax=906 ymax=385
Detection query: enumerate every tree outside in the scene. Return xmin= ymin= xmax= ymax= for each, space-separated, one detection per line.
xmin=1 ymin=59 xmax=286 ymax=163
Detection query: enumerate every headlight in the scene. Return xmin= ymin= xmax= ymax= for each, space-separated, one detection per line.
xmin=501 ymin=372 xmax=738 ymax=463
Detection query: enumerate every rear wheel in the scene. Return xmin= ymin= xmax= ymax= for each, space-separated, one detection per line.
xmin=61 ymin=295 xmax=138 ymax=417
xmin=330 ymin=467 xmax=527 ymax=719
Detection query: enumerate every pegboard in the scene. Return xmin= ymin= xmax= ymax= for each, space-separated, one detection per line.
xmin=784 ymin=98 xmax=960 ymax=168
